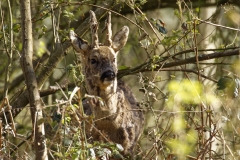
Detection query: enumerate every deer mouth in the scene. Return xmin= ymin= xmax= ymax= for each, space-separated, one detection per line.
xmin=100 ymin=71 xmax=116 ymax=84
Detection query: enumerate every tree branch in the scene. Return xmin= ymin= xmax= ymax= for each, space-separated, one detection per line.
xmin=158 ymin=68 xmax=218 ymax=83
xmin=118 ymin=0 xmax=240 ymax=15
xmin=40 ymin=83 xmax=75 ymax=97
xmin=163 ymin=49 xmax=240 ymax=68
xmin=118 ymin=49 xmax=240 ymax=78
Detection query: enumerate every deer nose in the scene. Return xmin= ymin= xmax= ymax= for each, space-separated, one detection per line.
xmin=101 ymin=71 xmax=116 ymax=81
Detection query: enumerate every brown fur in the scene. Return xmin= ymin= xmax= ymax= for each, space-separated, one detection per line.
xmin=69 ymin=11 xmax=144 ymax=155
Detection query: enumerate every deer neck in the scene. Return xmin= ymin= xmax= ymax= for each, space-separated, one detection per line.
xmin=85 ymin=78 xmax=119 ymax=115
xmin=100 ymin=79 xmax=117 ymax=101
xmin=85 ymin=78 xmax=118 ymax=102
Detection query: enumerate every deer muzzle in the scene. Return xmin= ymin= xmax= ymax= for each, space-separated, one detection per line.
xmin=101 ymin=70 xmax=116 ymax=82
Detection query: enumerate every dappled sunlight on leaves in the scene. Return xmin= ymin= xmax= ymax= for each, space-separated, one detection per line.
xmin=168 ymin=79 xmax=203 ymax=104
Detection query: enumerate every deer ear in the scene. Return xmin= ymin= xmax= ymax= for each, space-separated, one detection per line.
xmin=69 ymin=30 xmax=90 ymax=54
xmin=112 ymin=26 xmax=129 ymax=52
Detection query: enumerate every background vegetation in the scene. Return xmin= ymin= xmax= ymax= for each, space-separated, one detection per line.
xmin=0 ymin=0 xmax=240 ymax=159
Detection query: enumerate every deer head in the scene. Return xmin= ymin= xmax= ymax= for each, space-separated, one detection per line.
xmin=69 ymin=11 xmax=129 ymax=97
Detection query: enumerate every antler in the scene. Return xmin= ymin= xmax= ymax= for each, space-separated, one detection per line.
xmin=103 ymin=12 xmax=112 ymax=47
xmin=89 ymin=10 xmax=99 ymax=48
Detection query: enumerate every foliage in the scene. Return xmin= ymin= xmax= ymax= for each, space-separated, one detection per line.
xmin=0 ymin=0 xmax=240 ymax=159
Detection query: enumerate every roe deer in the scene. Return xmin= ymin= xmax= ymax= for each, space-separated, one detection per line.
xmin=69 ymin=10 xmax=144 ymax=155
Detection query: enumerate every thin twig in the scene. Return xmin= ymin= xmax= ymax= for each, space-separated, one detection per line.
xmin=197 ymin=18 xmax=240 ymax=32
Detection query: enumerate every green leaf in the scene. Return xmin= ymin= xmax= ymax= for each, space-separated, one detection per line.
xmin=38 ymin=33 xmax=45 ymax=39
xmin=37 ymin=117 xmax=53 ymax=125
xmin=156 ymin=76 xmax=162 ymax=81
xmin=170 ymin=75 xmax=176 ymax=78
xmin=13 ymin=24 xmax=21 ymax=33
xmin=217 ymin=76 xmax=233 ymax=90
xmin=35 ymin=27 xmax=39 ymax=32
xmin=54 ymin=152 xmax=63 ymax=158
xmin=195 ymin=7 xmax=200 ymax=13
xmin=140 ymin=0 xmax=147 ymax=5
xmin=174 ymin=9 xmax=181 ymax=19
xmin=63 ymin=10 xmax=77 ymax=21
xmin=118 ymin=65 xmax=130 ymax=70
xmin=112 ymin=150 xmax=124 ymax=159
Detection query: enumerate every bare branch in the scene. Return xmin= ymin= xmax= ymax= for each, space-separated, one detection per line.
xmin=159 ymin=68 xmax=218 ymax=83
xmin=163 ymin=49 xmax=240 ymax=68
xmin=197 ymin=18 xmax=240 ymax=32
xmin=118 ymin=49 xmax=240 ymax=78
xmin=40 ymin=83 xmax=75 ymax=97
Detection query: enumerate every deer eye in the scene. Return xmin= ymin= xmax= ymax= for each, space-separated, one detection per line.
xmin=90 ymin=59 xmax=97 ymax=64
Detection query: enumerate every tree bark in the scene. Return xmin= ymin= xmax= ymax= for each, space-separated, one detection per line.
xmin=20 ymin=0 xmax=48 ymax=159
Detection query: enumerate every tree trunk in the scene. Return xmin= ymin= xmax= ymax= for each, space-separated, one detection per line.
xmin=20 ymin=0 xmax=48 ymax=159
